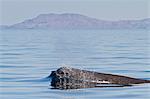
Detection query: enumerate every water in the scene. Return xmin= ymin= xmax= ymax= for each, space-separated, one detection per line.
xmin=0 ymin=29 xmax=150 ymax=99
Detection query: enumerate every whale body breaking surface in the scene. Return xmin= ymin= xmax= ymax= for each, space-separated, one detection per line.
xmin=49 ymin=67 xmax=150 ymax=89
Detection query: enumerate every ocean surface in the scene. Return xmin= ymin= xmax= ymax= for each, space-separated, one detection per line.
xmin=0 ymin=29 xmax=150 ymax=99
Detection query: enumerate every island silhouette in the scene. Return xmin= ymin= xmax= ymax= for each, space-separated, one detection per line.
xmin=3 ymin=13 xmax=150 ymax=29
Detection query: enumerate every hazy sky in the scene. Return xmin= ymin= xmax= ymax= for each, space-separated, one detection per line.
xmin=0 ymin=0 xmax=149 ymax=25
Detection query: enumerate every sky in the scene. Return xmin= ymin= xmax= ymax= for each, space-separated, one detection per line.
xmin=0 ymin=0 xmax=149 ymax=25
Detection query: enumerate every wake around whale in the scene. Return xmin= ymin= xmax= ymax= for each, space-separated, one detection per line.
xmin=49 ymin=67 xmax=150 ymax=89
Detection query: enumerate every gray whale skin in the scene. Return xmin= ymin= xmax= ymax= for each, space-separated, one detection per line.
xmin=49 ymin=67 xmax=150 ymax=89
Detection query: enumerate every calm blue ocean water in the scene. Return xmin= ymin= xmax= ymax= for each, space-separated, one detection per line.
xmin=0 ymin=29 xmax=150 ymax=99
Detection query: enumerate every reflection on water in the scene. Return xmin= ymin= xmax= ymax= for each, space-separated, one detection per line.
xmin=0 ymin=29 xmax=150 ymax=99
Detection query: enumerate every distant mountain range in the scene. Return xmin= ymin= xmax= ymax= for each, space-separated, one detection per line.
xmin=2 ymin=13 xmax=150 ymax=29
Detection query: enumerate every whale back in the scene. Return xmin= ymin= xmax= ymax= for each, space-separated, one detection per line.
xmin=49 ymin=67 xmax=150 ymax=89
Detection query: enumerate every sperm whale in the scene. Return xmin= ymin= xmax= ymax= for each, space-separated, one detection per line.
xmin=49 ymin=67 xmax=150 ymax=89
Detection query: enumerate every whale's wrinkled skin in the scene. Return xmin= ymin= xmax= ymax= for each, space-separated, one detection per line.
xmin=49 ymin=67 xmax=150 ymax=89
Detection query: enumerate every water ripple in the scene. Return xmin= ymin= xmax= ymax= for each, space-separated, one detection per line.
xmin=88 ymin=56 xmax=149 ymax=60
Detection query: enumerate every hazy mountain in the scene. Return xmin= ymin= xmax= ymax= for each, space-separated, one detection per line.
xmin=9 ymin=13 xmax=150 ymax=29
xmin=0 ymin=25 xmax=9 ymax=29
